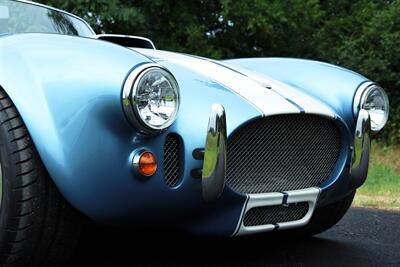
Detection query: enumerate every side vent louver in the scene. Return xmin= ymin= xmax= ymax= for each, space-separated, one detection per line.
xmin=163 ymin=134 xmax=181 ymax=188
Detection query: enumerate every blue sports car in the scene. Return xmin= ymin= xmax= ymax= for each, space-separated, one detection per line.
xmin=0 ymin=0 xmax=390 ymax=266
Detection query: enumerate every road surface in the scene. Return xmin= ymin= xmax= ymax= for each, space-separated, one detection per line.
xmin=69 ymin=207 xmax=400 ymax=266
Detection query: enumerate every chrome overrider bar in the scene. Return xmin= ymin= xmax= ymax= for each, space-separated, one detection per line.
xmin=234 ymin=188 xmax=321 ymax=236
xmin=202 ymin=104 xmax=227 ymax=202
xmin=350 ymin=109 xmax=371 ymax=188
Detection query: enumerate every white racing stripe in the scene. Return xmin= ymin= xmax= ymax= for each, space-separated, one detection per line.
xmin=224 ymin=63 xmax=336 ymax=118
xmin=135 ymin=49 xmax=300 ymax=116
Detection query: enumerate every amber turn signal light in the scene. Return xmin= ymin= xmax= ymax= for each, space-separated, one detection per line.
xmin=138 ymin=151 xmax=157 ymax=176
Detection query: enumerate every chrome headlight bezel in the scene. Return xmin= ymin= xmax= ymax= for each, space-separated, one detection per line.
xmin=122 ymin=63 xmax=180 ymax=134
xmin=353 ymin=82 xmax=389 ymax=133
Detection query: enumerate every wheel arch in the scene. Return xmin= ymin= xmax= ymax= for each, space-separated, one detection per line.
xmin=0 ymin=33 xmax=151 ymax=217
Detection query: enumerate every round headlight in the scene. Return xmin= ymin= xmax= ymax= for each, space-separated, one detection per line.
xmin=123 ymin=64 xmax=180 ymax=133
xmin=354 ymin=83 xmax=389 ymax=132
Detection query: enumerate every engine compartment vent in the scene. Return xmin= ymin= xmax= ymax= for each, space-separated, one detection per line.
xmin=163 ymin=134 xmax=181 ymax=188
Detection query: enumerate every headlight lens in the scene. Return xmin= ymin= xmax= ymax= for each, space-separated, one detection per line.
xmin=134 ymin=68 xmax=179 ymax=130
xmin=123 ymin=65 xmax=180 ymax=133
xmin=354 ymin=84 xmax=389 ymax=132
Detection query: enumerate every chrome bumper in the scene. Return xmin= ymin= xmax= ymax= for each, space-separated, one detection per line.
xmin=234 ymin=188 xmax=320 ymax=236
xmin=350 ymin=109 xmax=371 ymax=189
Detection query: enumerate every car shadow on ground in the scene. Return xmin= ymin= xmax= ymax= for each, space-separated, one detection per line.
xmin=68 ymin=208 xmax=400 ymax=266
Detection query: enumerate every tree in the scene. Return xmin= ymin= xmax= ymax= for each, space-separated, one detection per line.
xmin=37 ymin=0 xmax=400 ymax=144
xmin=314 ymin=0 xmax=400 ymax=143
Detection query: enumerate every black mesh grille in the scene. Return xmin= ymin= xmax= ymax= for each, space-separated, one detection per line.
xmin=243 ymin=203 xmax=309 ymax=227
xmin=227 ymin=114 xmax=341 ymax=194
xmin=164 ymin=134 xmax=181 ymax=188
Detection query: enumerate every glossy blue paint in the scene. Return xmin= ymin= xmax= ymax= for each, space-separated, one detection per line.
xmin=317 ymin=116 xmax=354 ymax=206
xmin=225 ymin=58 xmax=369 ymax=130
xmin=0 ymin=33 xmax=261 ymax=235
xmin=0 ymin=33 xmax=370 ymax=236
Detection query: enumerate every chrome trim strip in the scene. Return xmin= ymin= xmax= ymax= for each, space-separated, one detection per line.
xmin=132 ymin=150 xmax=144 ymax=171
xmin=122 ymin=63 xmax=160 ymax=133
xmin=351 ymin=109 xmax=371 ymax=176
xmin=131 ymin=149 xmax=156 ymax=177
xmin=352 ymin=82 xmax=389 ymax=133
xmin=202 ymin=104 xmax=227 ymax=202
xmin=353 ymin=82 xmax=375 ymax=117
xmin=15 ymin=0 xmax=96 ymax=35
xmin=122 ymin=63 xmax=180 ymax=134
xmin=234 ymin=187 xmax=321 ymax=236
xmin=232 ymin=195 xmax=250 ymax=236
xmin=94 ymin=34 xmax=156 ymax=49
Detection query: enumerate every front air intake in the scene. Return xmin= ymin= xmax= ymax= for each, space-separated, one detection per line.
xmin=163 ymin=134 xmax=181 ymax=188
xmin=226 ymin=114 xmax=341 ymax=194
xmin=243 ymin=203 xmax=309 ymax=227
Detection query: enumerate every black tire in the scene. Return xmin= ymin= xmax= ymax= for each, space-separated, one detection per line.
xmin=299 ymin=190 xmax=356 ymax=237
xmin=0 ymin=88 xmax=82 ymax=267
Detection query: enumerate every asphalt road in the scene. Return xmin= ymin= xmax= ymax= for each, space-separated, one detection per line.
xmin=69 ymin=207 xmax=400 ymax=266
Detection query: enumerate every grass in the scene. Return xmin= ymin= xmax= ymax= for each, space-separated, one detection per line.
xmin=353 ymin=142 xmax=400 ymax=210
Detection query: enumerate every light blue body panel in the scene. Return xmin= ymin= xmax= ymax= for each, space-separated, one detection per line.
xmin=0 ymin=33 xmax=260 ymax=235
xmin=0 ymin=33 xmax=367 ymax=235
xmin=225 ymin=58 xmax=369 ymax=130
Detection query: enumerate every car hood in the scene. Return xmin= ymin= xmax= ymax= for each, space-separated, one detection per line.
xmin=134 ymin=48 xmax=335 ymax=118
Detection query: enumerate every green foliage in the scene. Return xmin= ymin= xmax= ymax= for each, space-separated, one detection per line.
xmin=37 ymin=0 xmax=400 ymax=144
xmin=217 ymin=0 xmax=322 ymax=58
xmin=315 ymin=0 xmax=400 ymax=144
xmin=354 ymin=142 xmax=400 ymax=210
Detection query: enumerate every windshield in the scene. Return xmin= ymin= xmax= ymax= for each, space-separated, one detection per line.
xmin=0 ymin=0 xmax=94 ymax=36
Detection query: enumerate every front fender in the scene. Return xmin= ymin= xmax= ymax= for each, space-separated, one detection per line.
xmin=225 ymin=58 xmax=369 ymax=130
xmin=0 ymin=34 xmax=258 ymax=234
xmin=0 ymin=33 xmax=152 ymax=217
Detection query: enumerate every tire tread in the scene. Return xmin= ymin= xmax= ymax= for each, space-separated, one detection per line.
xmin=0 ymin=88 xmax=81 ymax=267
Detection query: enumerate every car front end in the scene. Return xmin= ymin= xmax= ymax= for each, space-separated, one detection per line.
xmin=0 ymin=1 xmax=391 ymax=266
xmin=105 ymin=49 xmax=389 ymax=236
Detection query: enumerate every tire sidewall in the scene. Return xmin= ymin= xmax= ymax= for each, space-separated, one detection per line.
xmin=0 ymin=118 xmax=16 ymax=253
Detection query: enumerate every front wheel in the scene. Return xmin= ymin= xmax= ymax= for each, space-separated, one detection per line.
xmin=0 ymin=89 xmax=82 ymax=267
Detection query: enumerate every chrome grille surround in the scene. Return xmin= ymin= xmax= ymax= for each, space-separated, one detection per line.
xmin=226 ymin=114 xmax=341 ymax=194
xmin=163 ymin=134 xmax=181 ymax=187
xmin=243 ymin=202 xmax=309 ymax=227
